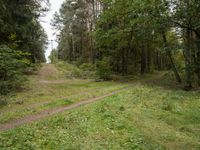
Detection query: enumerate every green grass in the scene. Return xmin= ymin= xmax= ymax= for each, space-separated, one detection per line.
xmin=1 ymin=64 xmax=200 ymax=149
xmin=0 ymin=82 xmax=130 ymax=123
xmin=0 ymin=63 xmax=132 ymax=123
xmin=0 ymin=84 xmax=200 ymax=149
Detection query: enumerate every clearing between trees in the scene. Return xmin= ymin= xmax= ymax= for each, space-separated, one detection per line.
xmin=0 ymin=63 xmax=200 ymax=150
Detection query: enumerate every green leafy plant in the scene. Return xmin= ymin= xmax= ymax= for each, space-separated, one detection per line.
xmin=0 ymin=45 xmax=29 ymax=95
xmin=96 ymin=58 xmax=111 ymax=80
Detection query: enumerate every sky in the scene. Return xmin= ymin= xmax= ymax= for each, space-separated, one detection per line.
xmin=40 ymin=0 xmax=65 ymax=62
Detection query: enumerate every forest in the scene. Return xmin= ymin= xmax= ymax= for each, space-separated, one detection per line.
xmin=0 ymin=0 xmax=200 ymax=149
xmin=51 ymin=0 xmax=200 ymax=90
xmin=0 ymin=0 xmax=48 ymax=95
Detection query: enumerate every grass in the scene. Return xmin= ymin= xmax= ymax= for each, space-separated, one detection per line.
xmin=0 ymin=82 xmax=130 ymax=123
xmin=1 ymin=84 xmax=200 ymax=149
xmin=0 ymin=64 xmax=200 ymax=149
xmin=0 ymin=63 xmax=132 ymax=123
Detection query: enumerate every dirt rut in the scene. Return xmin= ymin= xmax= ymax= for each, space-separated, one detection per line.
xmin=0 ymin=86 xmax=131 ymax=131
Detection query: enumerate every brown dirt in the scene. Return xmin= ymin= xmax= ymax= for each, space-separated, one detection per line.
xmin=38 ymin=64 xmax=59 ymax=79
xmin=0 ymin=86 xmax=131 ymax=131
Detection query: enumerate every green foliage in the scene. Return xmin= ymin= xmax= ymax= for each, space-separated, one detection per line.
xmin=71 ymin=63 xmax=95 ymax=79
xmin=55 ymin=61 xmax=95 ymax=79
xmin=49 ymin=49 xmax=58 ymax=64
xmin=79 ymin=63 xmax=95 ymax=72
xmin=52 ymin=0 xmax=96 ymax=62
xmin=71 ymin=67 xmax=82 ymax=78
xmin=0 ymin=0 xmax=48 ymax=63
xmin=0 ymin=97 xmax=7 ymax=108
xmin=68 ymin=63 xmax=94 ymax=79
xmin=96 ymin=58 xmax=111 ymax=80
xmin=0 ymin=0 xmax=48 ymax=96
xmin=0 ymin=45 xmax=29 ymax=95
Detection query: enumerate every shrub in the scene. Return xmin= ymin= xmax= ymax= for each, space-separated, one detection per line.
xmin=0 ymin=96 xmax=8 ymax=107
xmin=79 ymin=63 xmax=95 ymax=71
xmin=0 ymin=45 xmax=29 ymax=95
xmin=71 ymin=65 xmax=95 ymax=79
xmin=71 ymin=67 xmax=82 ymax=78
xmin=96 ymin=58 xmax=111 ymax=80
xmin=23 ymin=63 xmax=40 ymax=75
xmin=55 ymin=61 xmax=95 ymax=79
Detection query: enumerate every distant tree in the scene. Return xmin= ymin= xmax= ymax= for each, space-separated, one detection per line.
xmin=0 ymin=0 xmax=49 ymax=95
xmin=0 ymin=0 xmax=49 ymax=63
xmin=49 ymin=49 xmax=58 ymax=64
xmin=171 ymin=0 xmax=200 ymax=89
xmin=52 ymin=0 xmax=200 ymax=89
xmin=52 ymin=0 xmax=103 ymax=63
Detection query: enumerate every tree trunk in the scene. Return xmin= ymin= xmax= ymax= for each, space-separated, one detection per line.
xmin=196 ymin=35 xmax=200 ymax=86
xmin=125 ymin=48 xmax=129 ymax=74
xmin=141 ymin=43 xmax=146 ymax=74
xmin=167 ymin=51 xmax=182 ymax=83
xmin=184 ymin=29 xmax=193 ymax=90
xmin=147 ymin=43 xmax=151 ymax=73
xmin=122 ymin=49 xmax=128 ymax=75
xmin=183 ymin=1 xmax=193 ymax=90
xmin=161 ymin=31 xmax=182 ymax=83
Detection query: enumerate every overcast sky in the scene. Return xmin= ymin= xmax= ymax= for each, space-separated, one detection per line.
xmin=40 ymin=0 xmax=65 ymax=62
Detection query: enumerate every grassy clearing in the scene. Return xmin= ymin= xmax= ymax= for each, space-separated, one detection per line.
xmin=0 ymin=63 xmax=133 ymax=123
xmin=0 ymin=82 xmax=130 ymax=123
xmin=0 ymin=83 xmax=200 ymax=149
xmin=1 ymin=64 xmax=200 ymax=149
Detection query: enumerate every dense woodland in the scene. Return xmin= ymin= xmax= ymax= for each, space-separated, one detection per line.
xmin=52 ymin=0 xmax=200 ymax=90
xmin=0 ymin=0 xmax=49 ymax=95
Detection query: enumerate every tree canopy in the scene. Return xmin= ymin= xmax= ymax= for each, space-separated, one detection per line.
xmin=53 ymin=0 xmax=200 ymax=90
xmin=0 ymin=0 xmax=49 ymax=95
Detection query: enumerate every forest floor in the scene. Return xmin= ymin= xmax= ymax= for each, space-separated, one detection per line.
xmin=0 ymin=64 xmax=200 ymax=149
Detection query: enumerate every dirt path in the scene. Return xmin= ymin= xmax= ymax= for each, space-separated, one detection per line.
xmin=0 ymin=86 xmax=131 ymax=131
xmin=37 ymin=63 xmax=70 ymax=83
xmin=38 ymin=64 xmax=60 ymax=79
xmin=1 ymin=84 xmax=127 ymax=115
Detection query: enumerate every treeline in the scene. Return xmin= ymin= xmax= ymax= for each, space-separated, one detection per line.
xmin=51 ymin=0 xmax=103 ymax=63
xmin=0 ymin=0 xmax=49 ymax=95
xmin=53 ymin=0 xmax=200 ymax=90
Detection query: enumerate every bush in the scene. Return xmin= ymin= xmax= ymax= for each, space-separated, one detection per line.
xmin=0 ymin=97 xmax=8 ymax=107
xmin=55 ymin=61 xmax=96 ymax=79
xmin=71 ymin=65 xmax=95 ymax=79
xmin=71 ymin=67 xmax=82 ymax=78
xmin=79 ymin=63 xmax=95 ymax=79
xmin=23 ymin=63 xmax=40 ymax=75
xmin=79 ymin=63 xmax=95 ymax=71
xmin=0 ymin=45 xmax=29 ymax=95
xmin=96 ymin=58 xmax=111 ymax=80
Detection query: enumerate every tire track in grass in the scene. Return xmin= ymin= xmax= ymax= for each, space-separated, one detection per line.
xmin=0 ymin=84 xmax=130 ymax=124
xmin=28 ymin=83 xmax=128 ymax=109
xmin=1 ymin=83 xmax=128 ymax=114
xmin=0 ymin=86 xmax=132 ymax=131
